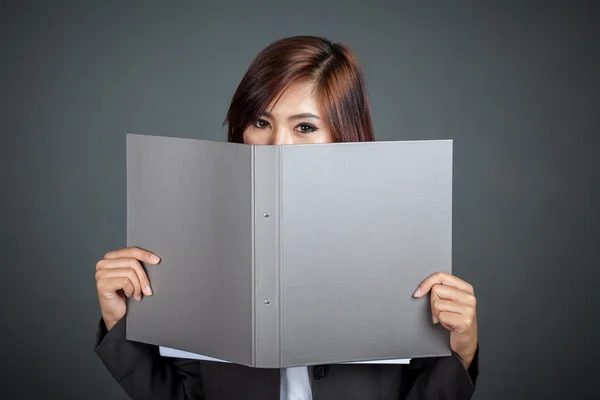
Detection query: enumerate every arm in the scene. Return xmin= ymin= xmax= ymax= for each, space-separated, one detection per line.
xmin=405 ymin=272 xmax=480 ymax=399
xmin=94 ymin=247 xmax=204 ymax=399
xmin=95 ymin=317 xmax=205 ymax=400
xmin=400 ymin=346 xmax=479 ymax=400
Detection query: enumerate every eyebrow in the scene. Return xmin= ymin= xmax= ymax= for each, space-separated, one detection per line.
xmin=260 ymin=111 xmax=320 ymax=120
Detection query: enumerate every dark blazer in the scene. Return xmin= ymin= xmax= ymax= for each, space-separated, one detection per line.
xmin=95 ymin=317 xmax=478 ymax=399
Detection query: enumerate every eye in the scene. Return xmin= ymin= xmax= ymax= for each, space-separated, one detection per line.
xmin=254 ymin=119 xmax=270 ymax=129
xmin=295 ymin=123 xmax=318 ymax=134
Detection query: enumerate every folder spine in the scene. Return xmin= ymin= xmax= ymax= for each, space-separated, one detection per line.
xmin=252 ymin=145 xmax=282 ymax=367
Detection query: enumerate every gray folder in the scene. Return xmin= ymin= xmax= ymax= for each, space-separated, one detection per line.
xmin=125 ymin=133 xmax=453 ymax=368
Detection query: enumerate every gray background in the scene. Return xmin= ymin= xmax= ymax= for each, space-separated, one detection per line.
xmin=1 ymin=1 xmax=597 ymax=399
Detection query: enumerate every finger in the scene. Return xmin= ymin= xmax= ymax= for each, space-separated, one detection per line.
xmin=97 ymin=275 xmax=136 ymax=298
xmin=431 ymin=284 xmax=476 ymax=305
xmin=413 ymin=272 xmax=474 ymax=298
xmin=98 ymin=277 xmax=135 ymax=299
xmin=431 ymin=299 xmax=474 ymax=324
xmin=96 ymin=258 xmax=152 ymax=296
xmin=437 ymin=311 xmax=474 ymax=334
xmin=103 ymin=247 xmax=161 ymax=265
xmin=430 ymin=285 xmax=475 ymax=324
xmin=96 ymin=268 xmax=144 ymax=301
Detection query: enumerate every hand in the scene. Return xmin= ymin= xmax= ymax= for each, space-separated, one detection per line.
xmin=413 ymin=272 xmax=478 ymax=369
xmin=95 ymin=247 xmax=160 ymax=331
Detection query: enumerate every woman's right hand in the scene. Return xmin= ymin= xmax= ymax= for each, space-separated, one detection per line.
xmin=95 ymin=247 xmax=160 ymax=331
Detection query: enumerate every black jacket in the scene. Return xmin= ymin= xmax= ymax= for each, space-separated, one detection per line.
xmin=95 ymin=317 xmax=478 ymax=399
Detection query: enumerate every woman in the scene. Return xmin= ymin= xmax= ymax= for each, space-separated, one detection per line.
xmin=95 ymin=36 xmax=479 ymax=400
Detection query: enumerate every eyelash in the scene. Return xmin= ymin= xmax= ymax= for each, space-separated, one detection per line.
xmin=254 ymin=119 xmax=318 ymax=134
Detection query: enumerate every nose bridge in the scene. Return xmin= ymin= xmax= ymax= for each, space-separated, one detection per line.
xmin=271 ymin=126 xmax=293 ymax=145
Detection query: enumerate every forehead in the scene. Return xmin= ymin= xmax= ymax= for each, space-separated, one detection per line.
xmin=266 ymin=81 xmax=322 ymax=117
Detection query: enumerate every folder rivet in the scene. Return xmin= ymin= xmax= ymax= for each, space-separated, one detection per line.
xmin=263 ymin=212 xmax=270 ymax=218
xmin=264 ymin=299 xmax=271 ymax=305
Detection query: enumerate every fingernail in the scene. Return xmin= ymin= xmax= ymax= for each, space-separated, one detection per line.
xmin=144 ymin=284 xmax=153 ymax=295
xmin=149 ymin=254 xmax=160 ymax=263
xmin=135 ymin=294 xmax=142 ymax=301
xmin=413 ymin=287 xmax=422 ymax=297
xmin=432 ymin=315 xmax=439 ymax=324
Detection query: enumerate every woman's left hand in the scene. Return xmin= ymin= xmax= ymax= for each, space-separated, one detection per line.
xmin=413 ymin=272 xmax=478 ymax=369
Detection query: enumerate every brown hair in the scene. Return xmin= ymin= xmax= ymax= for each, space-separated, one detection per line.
xmin=224 ymin=36 xmax=375 ymax=143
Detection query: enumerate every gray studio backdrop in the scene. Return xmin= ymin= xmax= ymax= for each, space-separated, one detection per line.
xmin=1 ymin=1 xmax=597 ymax=399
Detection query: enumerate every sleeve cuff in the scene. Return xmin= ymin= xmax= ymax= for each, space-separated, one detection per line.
xmin=94 ymin=316 xmax=145 ymax=381
xmin=452 ymin=343 xmax=479 ymax=389
xmin=95 ymin=316 xmax=125 ymax=349
xmin=95 ymin=317 xmax=109 ymax=347
xmin=466 ymin=344 xmax=479 ymax=387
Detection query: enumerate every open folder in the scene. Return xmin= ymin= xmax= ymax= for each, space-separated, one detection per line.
xmin=125 ymin=134 xmax=453 ymax=368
